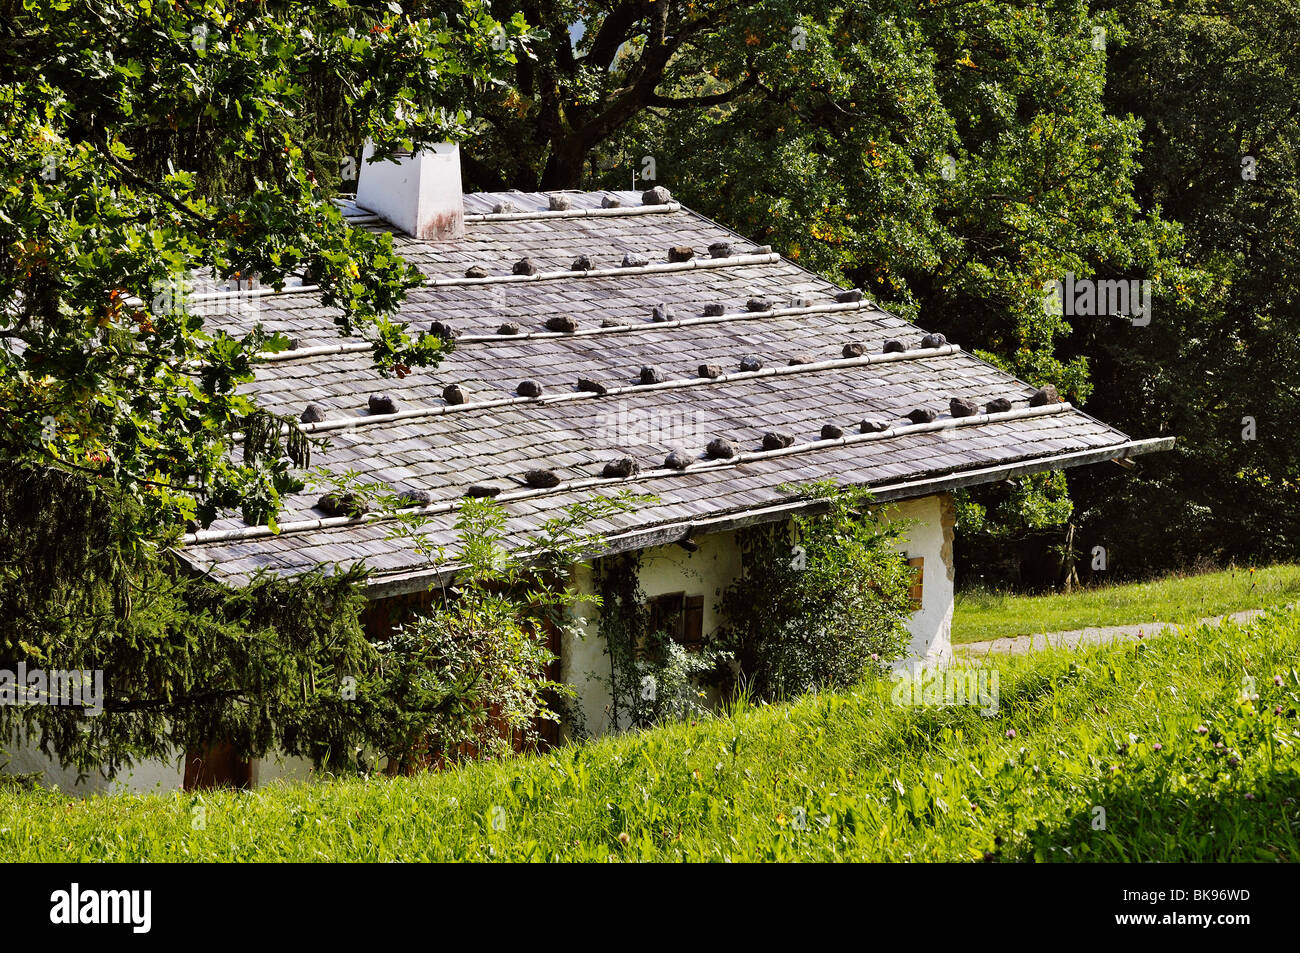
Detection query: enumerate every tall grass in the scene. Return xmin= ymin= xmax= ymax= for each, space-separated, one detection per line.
xmin=3 ymin=608 xmax=1299 ymax=861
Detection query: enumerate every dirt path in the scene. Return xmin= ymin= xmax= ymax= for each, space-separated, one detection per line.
xmin=955 ymin=606 xmax=1279 ymax=658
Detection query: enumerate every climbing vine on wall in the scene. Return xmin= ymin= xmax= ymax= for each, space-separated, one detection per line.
xmin=594 ymin=552 xmax=728 ymax=731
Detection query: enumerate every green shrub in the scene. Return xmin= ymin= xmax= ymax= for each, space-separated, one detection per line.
xmin=363 ymin=490 xmax=645 ymax=768
xmin=716 ymin=482 xmax=915 ymax=700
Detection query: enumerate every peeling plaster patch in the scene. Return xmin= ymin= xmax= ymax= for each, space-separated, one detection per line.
xmin=940 ymin=492 xmax=957 ymax=584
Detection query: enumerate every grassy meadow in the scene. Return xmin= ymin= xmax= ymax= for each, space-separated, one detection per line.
xmin=3 ymin=607 xmax=1298 ymax=862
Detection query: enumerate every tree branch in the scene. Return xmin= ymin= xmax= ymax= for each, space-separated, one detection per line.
xmin=583 ymin=1 xmax=650 ymax=72
xmin=92 ymin=132 xmax=220 ymax=229
xmin=645 ymin=68 xmax=760 ymax=108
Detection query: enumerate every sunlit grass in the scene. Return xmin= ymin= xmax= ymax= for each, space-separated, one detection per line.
xmin=953 ymin=562 xmax=1300 ymax=644
xmin=3 ymin=607 xmax=1299 ymax=862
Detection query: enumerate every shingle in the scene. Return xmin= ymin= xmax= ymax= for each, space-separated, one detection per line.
xmin=183 ymin=192 xmax=1137 ymax=578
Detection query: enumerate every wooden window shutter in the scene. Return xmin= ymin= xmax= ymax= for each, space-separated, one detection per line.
xmin=646 ymin=593 xmax=705 ymax=651
xmin=682 ymin=595 xmax=705 ymax=650
xmin=906 ymin=556 xmax=925 ymax=610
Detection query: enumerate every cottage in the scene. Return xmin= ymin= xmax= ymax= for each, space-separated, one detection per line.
xmin=7 ymin=144 xmax=1171 ymax=791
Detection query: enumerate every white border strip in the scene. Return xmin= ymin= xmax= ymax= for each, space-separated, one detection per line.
xmin=255 ymin=343 xmax=964 ymax=439
xmin=350 ymin=437 xmax=1175 ymax=591
xmin=416 ymin=251 xmax=778 ymax=288
xmin=463 ymin=202 xmax=681 ymax=223
xmin=158 ymin=249 xmax=780 ymax=311
xmin=254 ymin=298 xmax=880 ymax=363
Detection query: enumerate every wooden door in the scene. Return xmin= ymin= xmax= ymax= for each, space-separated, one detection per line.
xmin=183 ymin=741 xmax=251 ymax=791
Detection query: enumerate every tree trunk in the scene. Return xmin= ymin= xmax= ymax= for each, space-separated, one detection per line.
xmin=539 ymin=134 xmax=591 ymax=190
xmin=1058 ymin=522 xmax=1080 ymax=592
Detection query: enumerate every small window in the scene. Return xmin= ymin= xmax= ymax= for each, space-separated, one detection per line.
xmin=645 ymin=592 xmax=705 ymax=652
xmin=906 ymin=556 xmax=925 ymax=610
xmin=647 ymin=592 xmax=684 ymax=642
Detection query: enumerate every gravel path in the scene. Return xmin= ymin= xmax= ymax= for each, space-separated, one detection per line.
xmin=955 ymin=606 xmax=1280 ymax=658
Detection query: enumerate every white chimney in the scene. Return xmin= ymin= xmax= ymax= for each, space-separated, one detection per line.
xmin=355 ymin=141 xmax=465 ymax=241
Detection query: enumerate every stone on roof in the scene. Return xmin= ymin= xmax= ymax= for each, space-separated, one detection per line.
xmin=177 ymin=189 xmax=1157 ymax=589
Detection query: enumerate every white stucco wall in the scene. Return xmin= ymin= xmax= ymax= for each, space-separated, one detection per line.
xmin=562 ymin=527 xmax=745 ymax=736
xmin=251 ymin=755 xmax=316 ymax=787
xmin=2 ymin=727 xmax=322 ymax=795
xmin=563 ymin=492 xmax=956 ymax=737
xmin=3 ymin=729 xmax=184 ymax=795
xmin=564 ymin=562 xmax=615 ymax=736
xmin=891 ymin=493 xmax=956 ymax=670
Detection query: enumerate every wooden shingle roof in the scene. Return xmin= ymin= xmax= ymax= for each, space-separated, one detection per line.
xmin=177 ymin=190 xmax=1171 ymax=593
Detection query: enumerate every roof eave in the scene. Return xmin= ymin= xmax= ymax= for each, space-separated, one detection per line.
xmin=358 ymin=436 xmax=1174 ymax=598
